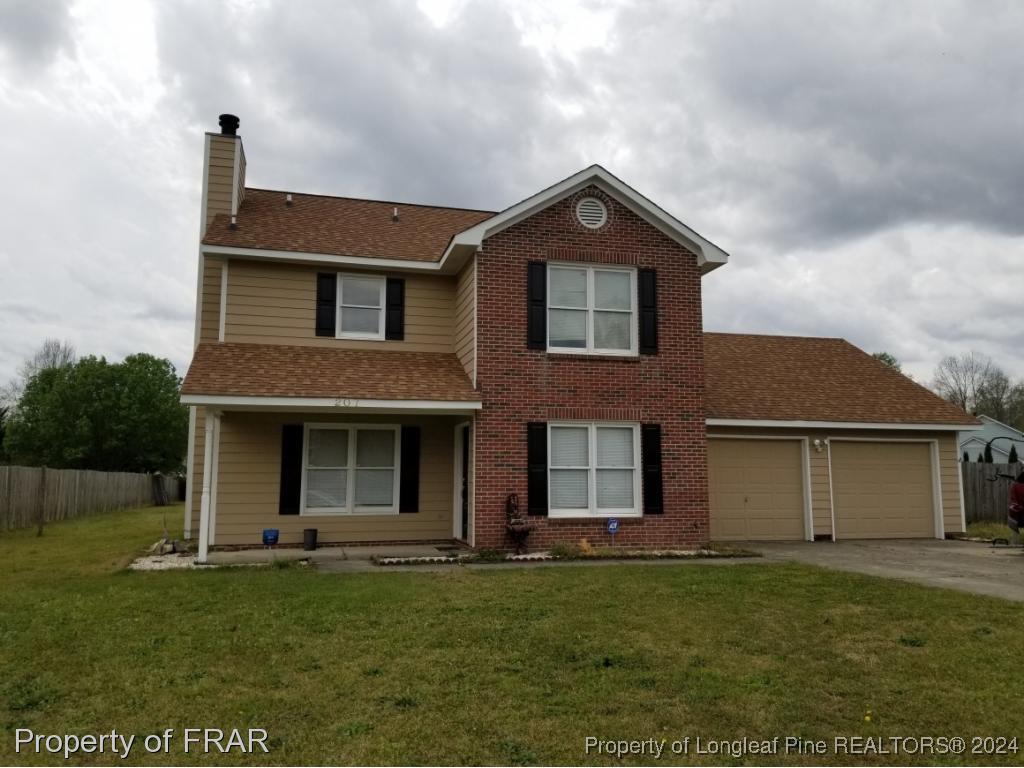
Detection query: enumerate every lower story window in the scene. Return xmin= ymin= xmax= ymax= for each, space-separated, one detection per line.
xmin=302 ymin=424 xmax=399 ymax=514
xmin=548 ymin=422 xmax=640 ymax=517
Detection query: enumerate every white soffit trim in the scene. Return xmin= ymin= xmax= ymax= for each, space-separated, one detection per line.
xmin=442 ymin=164 xmax=730 ymax=273
xmin=706 ymin=418 xmax=981 ymax=432
xmin=201 ymin=244 xmax=448 ymax=273
xmin=180 ymin=394 xmax=482 ymax=413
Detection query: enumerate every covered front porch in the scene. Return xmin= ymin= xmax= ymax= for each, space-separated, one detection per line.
xmin=179 ymin=342 xmax=482 ymax=563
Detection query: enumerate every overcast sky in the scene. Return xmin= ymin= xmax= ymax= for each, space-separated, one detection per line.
xmin=1 ymin=0 xmax=1022 ymax=386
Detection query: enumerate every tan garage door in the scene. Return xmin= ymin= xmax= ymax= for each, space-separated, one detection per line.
xmin=831 ymin=441 xmax=935 ymax=539
xmin=709 ymin=438 xmax=806 ymax=541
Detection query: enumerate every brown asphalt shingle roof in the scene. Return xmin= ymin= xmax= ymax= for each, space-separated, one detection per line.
xmin=704 ymin=332 xmax=979 ymax=425
xmin=181 ymin=343 xmax=479 ymax=402
xmin=202 ymin=188 xmax=494 ymax=261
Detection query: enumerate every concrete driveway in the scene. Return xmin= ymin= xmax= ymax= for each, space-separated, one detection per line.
xmin=754 ymin=539 xmax=1024 ymax=602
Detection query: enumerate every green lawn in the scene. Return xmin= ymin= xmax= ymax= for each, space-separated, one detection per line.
xmin=2 ymin=507 xmax=1023 ymax=766
xmin=966 ymin=521 xmax=1015 ymax=541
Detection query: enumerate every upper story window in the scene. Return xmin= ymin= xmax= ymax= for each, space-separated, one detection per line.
xmin=547 ymin=264 xmax=636 ymax=355
xmin=337 ymin=274 xmax=385 ymax=339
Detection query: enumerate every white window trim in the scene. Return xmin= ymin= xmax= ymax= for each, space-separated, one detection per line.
xmin=546 ymin=263 xmax=637 ymax=356
xmin=548 ymin=422 xmax=641 ymax=518
xmin=336 ymin=273 xmax=386 ymax=340
xmin=299 ymin=423 xmax=401 ymax=516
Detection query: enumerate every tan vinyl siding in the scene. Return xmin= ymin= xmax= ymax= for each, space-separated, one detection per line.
xmin=199 ymin=257 xmax=223 ymax=342
xmin=707 ymin=426 xmax=964 ymax=537
xmin=205 ymin=135 xmax=237 ymax=231
xmin=224 ymin=259 xmax=457 ymax=352
xmin=938 ymin=434 xmax=963 ymax=533
xmin=188 ymin=406 xmax=206 ymax=534
xmin=454 ymin=259 xmax=475 ymax=380
xmin=210 ymin=412 xmax=455 ymax=547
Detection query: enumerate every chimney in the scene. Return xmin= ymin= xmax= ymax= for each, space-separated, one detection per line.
xmin=199 ymin=112 xmax=246 ymax=236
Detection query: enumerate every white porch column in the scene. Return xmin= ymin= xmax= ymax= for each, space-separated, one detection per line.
xmin=197 ymin=410 xmax=220 ymax=563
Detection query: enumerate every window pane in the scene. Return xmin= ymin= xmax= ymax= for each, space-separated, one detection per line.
xmin=341 ymin=306 xmax=380 ymax=334
xmin=549 ymin=268 xmax=587 ymax=308
xmin=306 ymin=468 xmax=347 ymax=508
xmin=594 ymin=311 xmax=630 ymax=350
xmin=342 ymin=277 xmax=382 ymax=307
xmin=354 ymin=469 xmax=394 ymax=506
xmin=596 ymin=469 xmax=634 ymax=508
xmin=595 ymin=271 xmax=631 ymax=310
xmin=551 ymin=469 xmax=589 ymax=508
xmin=549 ymin=309 xmax=586 ymax=348
xmin=308 ymin=429 xmax=347 ymax=467
xmin=551 ymin=426 xmax=589 ymax=466
xmin=597 ymin=427 xmax=634 ymax=467
xmin=356 ymin=430 xmax=395 ymax=467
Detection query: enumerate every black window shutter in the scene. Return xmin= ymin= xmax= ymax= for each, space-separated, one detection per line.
xmin=315 ymin=273 xmax=337 ymax=337
xmin=638 ymin=268 xmax=658 ymax=354
xmin=399 ymin=425 xmax=420 ymax=512
xmin=526 ymin=422 xmax=548 ymax=515
xmin=641 ymin=424 xmax=664 ymax=514
xmin=279 ymin=424 xmax=303 ymax=515
xmin=385 ymin=278 xmax=405 ymax=340
xmin=526 ymin=262 xmax=546 ymax=349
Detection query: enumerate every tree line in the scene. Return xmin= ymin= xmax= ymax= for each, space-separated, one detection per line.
xmin=0 ymin=339 xmax=187 ymax=473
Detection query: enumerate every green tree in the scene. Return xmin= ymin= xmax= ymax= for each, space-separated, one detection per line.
xmin=4 ymin=354 xmax=187 ymax=473
xmin=983 ymin=443 xmax=994 ymax=463
xmin=872 ymin=351 xmax=902 ymax=372
xmin=1009 ymin=444 xmax=1019 ymax=464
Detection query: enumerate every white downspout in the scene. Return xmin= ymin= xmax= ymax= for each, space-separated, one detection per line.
xmin=197 ymin=411 xmax=219 ymax=563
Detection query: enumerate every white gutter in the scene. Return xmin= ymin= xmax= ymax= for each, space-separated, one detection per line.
xmin=180 ymin=394 xmax=482 ymax=413
xmin=706 ymin=418 xmax=981 ymax=432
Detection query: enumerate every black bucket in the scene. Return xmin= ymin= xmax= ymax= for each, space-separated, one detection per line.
xmin=303 ymin=528 xmax=318 ymax=551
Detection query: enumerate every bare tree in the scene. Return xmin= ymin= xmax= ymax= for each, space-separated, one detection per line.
xmin=1 ymin=338 xmax=76 ymax=410
xmin=975 ymin=368 xmax=1014 ymax=423
xmin=932 ymin=351 xmax=994 ymax=413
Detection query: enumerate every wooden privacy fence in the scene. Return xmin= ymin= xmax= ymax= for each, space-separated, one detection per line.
xmin=0 ymin=466 xmax=183 ymax=531
xmin=961 ymin=462 xmax=1022 ymax=524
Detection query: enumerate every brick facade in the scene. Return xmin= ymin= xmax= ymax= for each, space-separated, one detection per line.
xmin=474 ymin=186 xmax=709 ymax=550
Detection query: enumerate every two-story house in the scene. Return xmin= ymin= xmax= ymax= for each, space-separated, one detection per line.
xmin=181 ymin=115 xmax=978 ymax=562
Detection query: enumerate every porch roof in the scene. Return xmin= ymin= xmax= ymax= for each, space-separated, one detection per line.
xmin=181 ymin=342 xmax=480 ymax=410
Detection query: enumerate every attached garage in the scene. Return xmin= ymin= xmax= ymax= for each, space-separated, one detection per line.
xmin=708 ymin=438 xmax=809 ymax=541
xmin=830 ymin=441 xmax=938 ymax=539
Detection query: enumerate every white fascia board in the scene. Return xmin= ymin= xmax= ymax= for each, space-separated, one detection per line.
xmin=201 ymin=244 xmax=448 ymax=273
xmin=441 ymin=165 xmax=729 ymax=272
xmin=180 ymin=393 xmax=482 ymax=414
xmin=706 ymin=418 xmax=982 ymax=432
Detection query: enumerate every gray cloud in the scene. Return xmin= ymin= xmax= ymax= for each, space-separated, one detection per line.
xmin=0 ymin=0 xmax=73 ymax=70
xmin=0 ymin=0 xmax=1022 ymax=390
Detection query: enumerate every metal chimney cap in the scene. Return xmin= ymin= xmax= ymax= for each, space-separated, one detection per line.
xmin=218 ymin=114 xmax=240 ymax=136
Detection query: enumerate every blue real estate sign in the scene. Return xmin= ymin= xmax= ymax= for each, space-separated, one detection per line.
xmin=607 ymin=518 xmax=619 ymax=534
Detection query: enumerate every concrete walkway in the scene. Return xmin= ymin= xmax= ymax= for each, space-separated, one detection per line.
xmin=753 ymin=539 xmax=1024 ymax=602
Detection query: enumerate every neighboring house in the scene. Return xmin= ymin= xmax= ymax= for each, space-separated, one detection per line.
xmin=180 ymin=114 xmax=980 ymax=562
xmin=959 ymin=415 xmax=1024 ymax=462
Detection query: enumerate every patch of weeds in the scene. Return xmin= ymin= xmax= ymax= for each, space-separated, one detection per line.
xmin=971 ymin=626 xmax=994 ymax=638
xmin=898 ymin=636 xmax=926 ymax=647
xmin=362 ymin=666 xmax=383 ymax=677
xmin=297 ymin=657 xmax=322 ymax=672
xmin=472 ymin=549 xmax=506 ymax=563
xmin=548 ymin=542 xmax=581 ymax=559
xmin=5 ymin=677 xmax=59 ymax=712
xmin=392 ymin=695 xmax=419 ymax=710
xmin=635 ymin=676 xmax=657 ymax=689
xmin=500 ymin=739 xmax=538 ymax=766
xmin=689 ymin=655 xmax=709 ymax=668
xmin=339 ymin=721 xmax=374 ymax=738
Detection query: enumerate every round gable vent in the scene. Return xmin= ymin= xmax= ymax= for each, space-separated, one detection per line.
xmin=575 ymin=196 xmax=608 ymax=229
